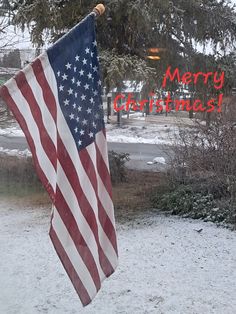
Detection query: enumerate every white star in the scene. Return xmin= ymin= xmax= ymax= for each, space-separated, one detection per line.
xmin=93 ymin=90 xmax=98 ymax=96
xmin=63 ymin=99 xmax=69 ymax=106
xmin=95 ymin=113 xmax=100 ymax=119
xmin=82 ymin=119 xmax=88 ymax=125
xmin=69 ymin=113 xmax=75 ymax=120
xmin=91 ymin=52 xmax=94 ymax=58
xmin=74 ymin=92 xmax=78 ymax=98
xmin=85 ymin=47 xmax=90 ymax=54
xmin=74 ymin=127 xmax=78 ymax=133
xmin=93 ymin=122 xmax=97 ymax=128
xmin=81 ymin=94 xmax=86 ymax=101
xmin=59 ymin=85 xmax=64 ymax=91
xmin=82 ymin=58 xmax=87 ymax=65
xmin=78 ymin=140 xmax=82 ymax=146
xmin=80 ymin=129 xmax=85 ymax=135
xmin=57 ymin=71 xmax=60 ymax=77
xmin=76 ymin=117 xmax=80 ymax=122
xmin=62 ymin=73 xmax=68 ymax=80
xmin=76 ymin=80 xmax=81 ymax=87
xmin=68 ymin=88 xmax=73 ymax=95
xmin=78 ymin=106 xmax=82 ymax=112
xmin=74 ymin=67 xmax=77 ymax=72
xmin=87 ymin=73 xmax=92 ymax=79
xmin=93 ymin=66 xmax=98 ymax=72
xmin=65 ymin=62 xmax=72 ymax=69
xmin=84 ymin=83 xmax=89 ymax=90
xmin=99 ymin=104 xmax=103 ymax=109
xmin=75 ymin=55 xmax=80 ymax=61
xmin=98 ymin=80 xmax=102 ymax=85
xmin=79 ymin=69 xmax=84 ymax=76
xmin=89 ymin=132 xmax=93 ymax=138
xmin=71 ymin=77 xmax=75 ymax=84
xmin=73 ymin=103 xmax=76 ymax=109
xmin=86 ymin=108 xmax=92 ymax=114
xmin=93 ymin=40 xmax=97 ymax=47
xmin=89 ymin=97 xmax=94 ymax=104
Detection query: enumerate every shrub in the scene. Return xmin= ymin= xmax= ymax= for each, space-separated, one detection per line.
xmin=151 ymin=174 xmax=236 ymax=225
xmin=108 ymin=151 xmax=130 ymax=184
xmin=156 ymin=115 xmax=236 ymax=226
xmin=151 ymin=185 xmax=193 ymax=214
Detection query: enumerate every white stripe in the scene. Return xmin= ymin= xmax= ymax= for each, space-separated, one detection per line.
xmin=85 ymin=142 xmax=116 ymax=228
xmin=55 ymin=162 xmax=106 ymax=281
xmin=40 ymin=54 xmax=118 ymax=270
xmin=96 ymin=131 xmax=111 ymax=173
xmin=86 ymin=141 xmax=115 ymax=224
xmin=93 ymin=133 xmax=116 ymax=224
xmin=5 ymin=79 xmax=57 ymax=192
xmin=52 ymin=208 xmax=97 ymax=300
xmin=23 ymin=62 xmax=57 ymax=147
xmin=86 ymin=143 xmax=118 ymax=267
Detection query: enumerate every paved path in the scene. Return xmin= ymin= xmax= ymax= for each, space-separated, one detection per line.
xmin=0 ymin=135 xmax=171 ymax=171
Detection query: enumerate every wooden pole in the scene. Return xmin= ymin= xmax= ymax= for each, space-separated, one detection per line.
xmin=93 ymin=4 xmax=105 ymax=17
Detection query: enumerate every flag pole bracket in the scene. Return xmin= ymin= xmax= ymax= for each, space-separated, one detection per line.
xmin=93 ymin=4 xmax=105 ymax=17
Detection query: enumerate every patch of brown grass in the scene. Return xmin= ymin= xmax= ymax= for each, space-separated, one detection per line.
xmin=112 ymin=169 xmax=166 ymax=220
xmin=0 ymin=154 xmax=38 ymax=183
xmin=0 ymin=154 xmax=166 ymax=220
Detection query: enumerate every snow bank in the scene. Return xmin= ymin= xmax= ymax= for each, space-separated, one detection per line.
xmin=0 ymin=127 xmax=24 ymax=137
xmin=1 ymin=202 xmax=236 ymax=313
xmin=106 ymin=124 xmax=180 ymax=145
xmin=0 ymin=122 xmax=181 ymax=146
xmin=0 ymin=146 xmax=31 ymax=157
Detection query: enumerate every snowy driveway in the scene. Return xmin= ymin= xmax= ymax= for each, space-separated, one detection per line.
xmin=0 ymin=201 xmax=236 ymax=314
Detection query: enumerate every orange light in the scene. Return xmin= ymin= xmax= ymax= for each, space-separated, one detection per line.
xmin=148 ymin=48 xmax=167 ymax=53
xmin=148 ymin=48 xmax=160 ymax=53
xmin=147 ymin=55 xmax=161 ymax=60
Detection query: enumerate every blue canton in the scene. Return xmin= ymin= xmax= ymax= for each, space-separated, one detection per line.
xmin=47 ymin=14 xmax=104 ymax=151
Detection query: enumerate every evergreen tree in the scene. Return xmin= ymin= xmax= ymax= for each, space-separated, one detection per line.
xmin=8 ymin=0 xmax=236 ymax=94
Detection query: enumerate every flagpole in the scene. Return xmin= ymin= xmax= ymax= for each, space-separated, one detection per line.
xmin=92 ymin=4 xmax=105 ymax=17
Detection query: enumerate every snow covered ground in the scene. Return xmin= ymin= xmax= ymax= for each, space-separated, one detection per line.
xmin=1 ymin=200 xmax=236 ymax=314
xmin=0 ymin=122 xmax=180 ymax=146
xmin=0 ymin=126 xmax=24 ymax=137
xmin=106 ymin=123 xmax=179 ymax=145
xmin=0 ymin=146 xmax=31 ymax=157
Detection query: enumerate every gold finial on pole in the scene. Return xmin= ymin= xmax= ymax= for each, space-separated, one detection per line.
xmin=93 ymin=4 xmax=105 ymax=17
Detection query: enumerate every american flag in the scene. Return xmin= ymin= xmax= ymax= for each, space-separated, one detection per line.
xmin=0 ymin=13 xmax=118 ymax=306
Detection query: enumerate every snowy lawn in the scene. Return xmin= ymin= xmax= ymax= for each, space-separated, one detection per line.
xmin=0 ymin=120 xmax=186 ymax=145
xmin=106 ymin=123 xmax=180 ymax=145
xmin=1 ymin=199 xmax=236 ymax=314
xmin=0 ymin=126 xmax=24 ymax=137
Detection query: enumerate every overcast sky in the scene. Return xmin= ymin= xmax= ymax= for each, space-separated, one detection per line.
xmin=1 ymin=1 xmax=236 ymax=51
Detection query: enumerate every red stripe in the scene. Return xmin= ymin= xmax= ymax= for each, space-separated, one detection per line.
xmin=0 ymin=86 xmax=101 ymax=295
xmin=31 ymin=59 xmax=57 ymax=122
xmin=0 ymin=85 xmax=55 ymax=202
xmin=14 ymin=71 xmax=57 ymax=170
xmin=54 ymin=186 xmax=101 ymax=291
xmin=80 ymin=147 xmax=118 ymax=256
xmin=56 ymin=137 xmax=114 ymax=275
xmin=49 ymin=226 xmax=91 ymax=306
xmin=79 ymin=147 xmax=116 ymax=273
xmin=95 ymin=141 xmax=113 ymax=199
